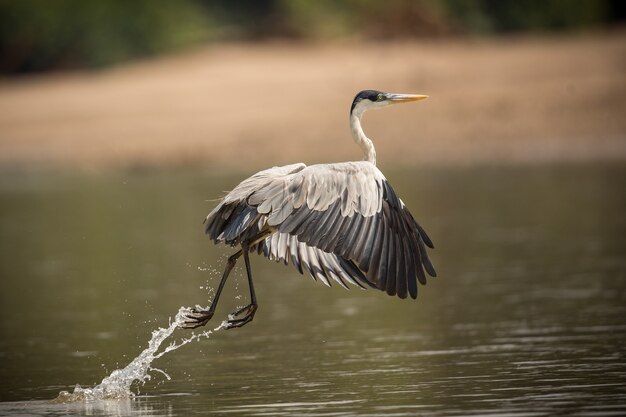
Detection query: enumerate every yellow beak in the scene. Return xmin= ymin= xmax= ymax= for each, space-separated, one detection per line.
xmin=387 ymin=93 xmax=429 ymax=103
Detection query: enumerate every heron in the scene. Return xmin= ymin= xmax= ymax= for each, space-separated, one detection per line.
xmin=183 ymin=90 xmax=436 ymax=330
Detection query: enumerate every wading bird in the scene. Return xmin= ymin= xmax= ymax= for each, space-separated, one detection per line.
xmin=183 ymin=90 xmax=436 ymax=330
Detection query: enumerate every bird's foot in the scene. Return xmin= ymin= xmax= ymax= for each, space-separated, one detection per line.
xmin=224 ymin=303 xmax=257 ymax=330
xmin=181 ymin=308 xmax=214 ymax=329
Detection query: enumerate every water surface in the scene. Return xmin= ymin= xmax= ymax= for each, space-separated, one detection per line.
xmin=0 ymin=164 xmax=624 ymax=416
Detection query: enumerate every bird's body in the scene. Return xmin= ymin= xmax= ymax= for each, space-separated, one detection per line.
xmin=183 ymin=90 xmax=436 ymax=330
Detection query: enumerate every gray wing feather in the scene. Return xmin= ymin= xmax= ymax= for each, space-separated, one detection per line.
xmin=256 ymin=233 xmax=366 ymax=290
xmin=204 ymin=162 xmax=306 ymax=244
xmin=306 ymin=245 xmax=330 ymax=286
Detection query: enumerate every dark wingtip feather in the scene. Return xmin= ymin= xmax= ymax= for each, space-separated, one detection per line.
xmin=398 ymin=291 xmax=408 ymax=299
xmin=415 ymin=221 xmax=434 ymax=249
xmin=417 ymin=239 xmax=437 ymax=277
xmin=340 ymin=258 xmax=376 ymax=289
xmin=385 ymin=282 xmax=396 ymax=297
xmin=425 ymin=261 xmax=437 ymax=277
xmin=416 ymin=264 xmax=427 ymax=285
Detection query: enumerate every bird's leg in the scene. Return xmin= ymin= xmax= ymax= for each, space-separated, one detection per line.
xmin=224 ymin=245 xmax=258 ymax=330
xmin=182 ymin=249 xmax=242 ymax=329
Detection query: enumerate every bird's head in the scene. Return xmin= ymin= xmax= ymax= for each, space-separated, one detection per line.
xmin=350 ymin=90 xmax=428 ymax=118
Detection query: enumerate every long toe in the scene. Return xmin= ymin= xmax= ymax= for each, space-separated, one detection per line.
xmin=181 ymin=309 xmax=213 ymax=329
xmin=181 ymin=316 xmax=205 ymax=329
xmin=232 ymin=303 xmax=257 ymax=318
xmin=225 ymin=304 xmax=257 ymax=330
xmin=181 ymin=320 xmax=204 ymax=329
xmin=225 ymin=316 xmax=252 ymax=329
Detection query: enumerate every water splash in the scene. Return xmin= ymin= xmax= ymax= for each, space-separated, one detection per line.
xmin=52 ymin=306 xmax=225 ymax=403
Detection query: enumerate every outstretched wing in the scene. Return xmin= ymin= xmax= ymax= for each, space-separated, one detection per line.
xmin=243 ymin=161 xmax=436 ymax=299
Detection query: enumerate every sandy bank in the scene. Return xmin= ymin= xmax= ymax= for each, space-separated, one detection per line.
xmin=1 ymin=31 xmax=625 ymax=170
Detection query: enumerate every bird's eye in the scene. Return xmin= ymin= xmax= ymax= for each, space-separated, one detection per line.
xmin=377 ymin=94 xmax=385 ymax=101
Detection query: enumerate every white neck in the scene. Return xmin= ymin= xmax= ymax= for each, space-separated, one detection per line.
xmin=350 ymin=111 xmax=376 ymax=165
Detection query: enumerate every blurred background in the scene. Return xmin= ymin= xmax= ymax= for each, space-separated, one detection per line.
xmin=1 ymin=1 xmax=626 ymax=415
xmin=0 ymin=0 xmax=625 ymax=168
xmin=1 ymin=0 xmax=625 ymax=72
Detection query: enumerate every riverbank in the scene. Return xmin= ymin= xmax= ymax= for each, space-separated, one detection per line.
xmin=1 ymin=30 xmax=625 ymax=171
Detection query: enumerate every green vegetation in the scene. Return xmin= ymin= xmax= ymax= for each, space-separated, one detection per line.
xmin=0 ymin=0 xmax=211 ymax=72
xmin=442 ymin=0 xmax=615 ymax=33
xmin=0 ymin=0 xmax=623 ymax=73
